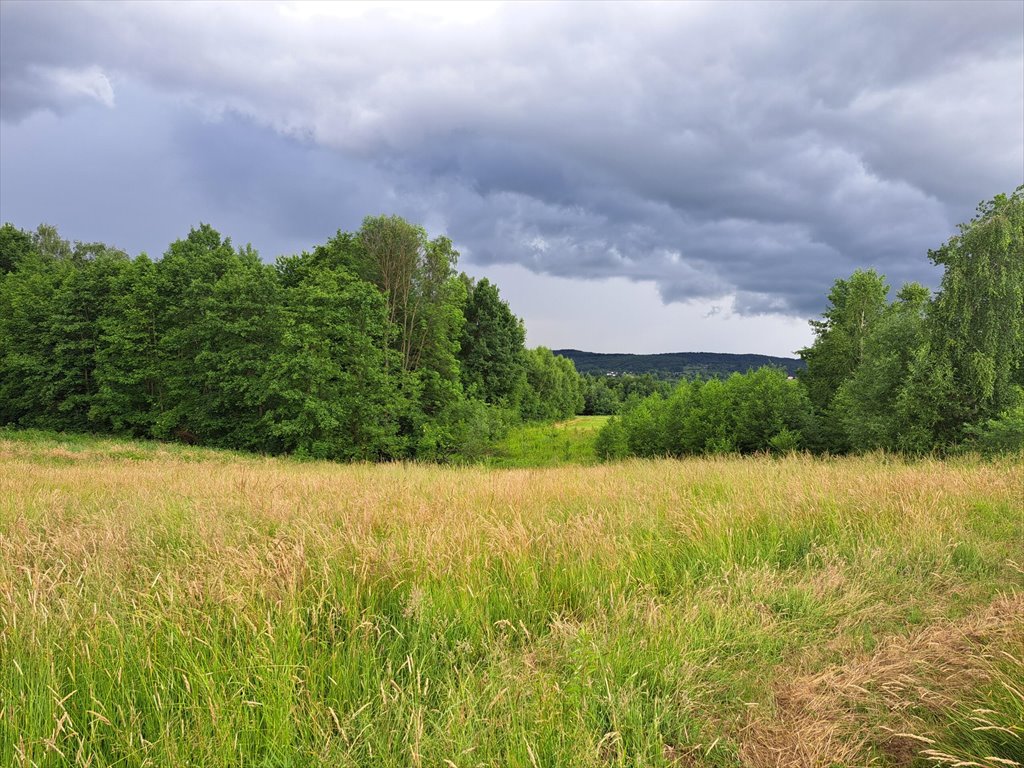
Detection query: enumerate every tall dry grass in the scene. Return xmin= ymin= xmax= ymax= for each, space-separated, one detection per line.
xmin=1 ymin=434 xmax=1022 ymax=766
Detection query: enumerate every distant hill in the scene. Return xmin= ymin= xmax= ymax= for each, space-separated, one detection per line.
xmin=553 ymin=349 xmax=805 ymax=378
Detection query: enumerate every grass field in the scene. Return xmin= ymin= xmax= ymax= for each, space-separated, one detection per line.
xmin=1 ymin=429 xmax=1022 ymax=767
xmin=486 ymin=416 xmax=610 ymax=468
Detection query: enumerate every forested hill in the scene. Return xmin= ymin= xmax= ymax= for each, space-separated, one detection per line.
xmin=554 ymin=349 xmax=805 ymax=378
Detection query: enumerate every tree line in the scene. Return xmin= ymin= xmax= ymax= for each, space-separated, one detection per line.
xmin=556 ymin=349 xmax=804 ymax=378
xmin=2 ymin=188 xmax=1020 ymax=462
xmin=597 ymin=188 xmax=1024 ymax=458
xmin=0 ymin=216 xmax=584 ymax=461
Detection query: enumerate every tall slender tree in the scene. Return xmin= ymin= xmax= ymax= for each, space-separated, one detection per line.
xmin=798 ymin=268 xmax=890 ymax=450
xmin=151 ymin=224 xmax=242 ymax=442
xmin=832 ymin=283 xmax=930 ymax=451
xmin=924 ymin=187 xmax=1024 ymax=439
xmin=91 ymin=254 xmax=162 ymax=435
xmin=459 ymin=278 xmax=528 ymax=407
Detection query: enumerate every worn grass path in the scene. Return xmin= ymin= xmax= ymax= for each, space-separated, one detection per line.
xmin=1 ymin=431 xmax=1022 ymax=766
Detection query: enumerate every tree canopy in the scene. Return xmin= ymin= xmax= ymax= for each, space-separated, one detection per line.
xmin=598 ymin=187 xmax=1023 ymax=459
xmin=0 ymin=217 xmax=585 ymax=462
xmin=3 ymin=187 xmax=1021 ymax=461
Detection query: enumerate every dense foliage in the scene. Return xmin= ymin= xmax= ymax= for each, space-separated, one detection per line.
xmin=4 ymin=188 xmax=1020 ymax=461
xmin=581 ymin=373 xmax=673 ymax=415
xmin=596 ymin=368 xmax=814 ymax=459
xmin=818 ymin=188 xmax=1024 ymax=454
xmin=0 ymin=217 xmax=585 ymax=461
xmin=598 ymin=188 xmax=1024 ymax=457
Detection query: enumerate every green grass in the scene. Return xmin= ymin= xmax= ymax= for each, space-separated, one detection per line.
xmin=1 ymin=431 xmax=1022 ymax=767
xmin=0 ymin=426 xmax=251 ymax=463
xmin=485 ymin=415 xmax=610 ymax=467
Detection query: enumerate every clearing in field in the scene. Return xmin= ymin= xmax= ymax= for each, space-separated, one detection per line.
xmin=486 ymin=415 xmax=611 ymax=468
xmin=1 ymin=430 xmax=1022 ymax=767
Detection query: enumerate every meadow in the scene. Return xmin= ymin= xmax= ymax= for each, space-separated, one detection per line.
xmin=485 ymin=416 xmax=610 ymax=468
xmin=1 ymin=427 xmax=1022 ymax=767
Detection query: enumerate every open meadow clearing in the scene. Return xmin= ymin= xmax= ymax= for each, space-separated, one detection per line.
xmin=486 ymin=417 xmax=611 ymax=468
xmin=4 ymin=1 xmax=1022 ymax=765
xmin=1 ymin=430 xmax=1022 ymax=767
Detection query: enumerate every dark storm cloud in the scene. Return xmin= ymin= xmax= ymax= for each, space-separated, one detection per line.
xmin=1 ymin=0 xmax=1021 ymax=317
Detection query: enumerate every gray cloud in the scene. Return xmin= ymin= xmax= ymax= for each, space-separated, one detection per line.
xmin=1 ymin=0 xmax=1021 ymax=322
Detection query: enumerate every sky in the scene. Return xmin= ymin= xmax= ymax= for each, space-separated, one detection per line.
xmin=1 ymin=1 xmax=1021 ymax=357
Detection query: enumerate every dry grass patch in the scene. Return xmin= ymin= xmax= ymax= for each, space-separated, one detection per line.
xmin=739 ymin=594 xmax=1024 ymax=768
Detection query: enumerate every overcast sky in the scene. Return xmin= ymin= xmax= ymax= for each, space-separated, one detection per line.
xmin=1 ymin=1 xmax=1021 ymax=356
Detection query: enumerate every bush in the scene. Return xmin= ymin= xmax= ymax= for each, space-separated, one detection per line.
xmin=963 ymin=403 xmax=1024 ymax=455
xmin=594 ymin=416 xmax=629 ymax=460
xmin=417 ymin=399 xmax=515 ymax=463
xmin=769 ymin=427 xmax=801 ymax=454
xmin=598 ymin=368 xmax=814 ymax=459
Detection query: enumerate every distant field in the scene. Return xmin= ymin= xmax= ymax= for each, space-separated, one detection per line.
xmin=486 ymin=415 xmax=610 ymax=468
xmin=1 ymin=430 xmax=1022 ymax=767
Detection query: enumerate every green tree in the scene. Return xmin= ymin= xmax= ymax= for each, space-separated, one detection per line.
xmin=729 ymin=368 xmax=814 ymax=453
xmin=151 ymin=224 xmax=248 ymax=443
xmin=91 ymin=254 xmax=162 ymax=435
xmin=0 ymin=250 xmax=62 ymax=425
xmin=678 ymin=378 xmax=735 ymax=454
xmin=189 ymin=249 xmax=283 ymax=449
xmin=411 ymin=236 xmax=467 ymax=418
xmin=594 ymin=415 xmax=629 ymax=460
xmin=44 ymin=245 xmax=131 ymax=430
xmin=0 ymin=233 xmax=129 ymax=430
xmin=962 ymin=397 xmax=1024 ymax=454
xmin=358 ymin=215 xmax=434 ymax=373
xmin=416 ymin=398 xmax=513 ymax=463
xmin=278 ymin=230 xmax=368 ymax=288
xmin=459 ymin=277 xmax=527 ymax=407
xmin=357 ymin=216 xmax=468 ymax=427
xmin=832 ymin=283 xmax=931 ymax=451
xmin=581 ymin=375 xmax=621 ymax=415
xmin=924 ymin=187 xmax=1024 ymax=440
xmin=618 ymin=393 xmax=667 ymax=457
xmin=798 ymin=268 xmax=890 ymax=450
xmin=599 ymin=368 xmax=815 ymax=459
xmin=0 ymin=214 xmax=591 ymax=464
xmin=520 ymin=347 xmax=584 ymax=421
xmin=0 ymin=223 xmax=34 ymax=274
xmin=264 ymin=266 xmax=403 ymax=460
xmin=31 ymin=223 xmax=73 ymax=262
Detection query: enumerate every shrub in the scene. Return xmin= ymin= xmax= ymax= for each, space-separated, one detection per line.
xmin=963 ymin=403 xmax=1024 ymax=455
xmin=594 ymin=416 xmax=629 ymax=460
